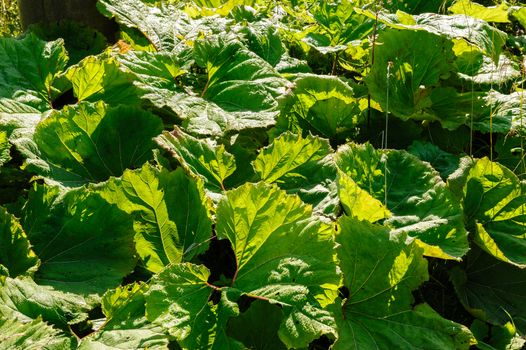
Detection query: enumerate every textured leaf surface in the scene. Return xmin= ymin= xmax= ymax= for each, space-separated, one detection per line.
xmin=336 ymin=143 xmax=468 ymax=259
xmin=100 ymin=164 xmax=212 ymax=272
xmin=0 ymin=207 xmax=39 ymax=277
xmin=253 ymin=132 xmax=339 ymax=216
xmin=156 ymin=130 xmax=236 ymax=192
xmin=365 ymin=29 xmax=455 ymax=122
xmin=0 ymin=34 xmax=68 ymax=111
xmin=79 ymin=283 xmax=169 ymax=349
xmin=0 ymin=317 xmax=75 ymax=350
xmin=360 ymin=10 xmax=507 ymax=62
xmin=333 ymin=217 xmax=473 ymax=349
xmin=65 ymin=55 xmax=139 ymax=105
xmin=463 ymin=158 xmax=526 ymax=267
xmin=216 ymin=183 xmax=341 ymax=348
xmin=19 ymin=102 xmax=163 ymax=187
xmin=21 ymin=185 xmax=137 ymax=295
xmin=145 ymin=263 xmax=218 ymax=349
xmin=450 ymin=247 xmax=526 ymax=334
xmin=98 ymin=0 xmax=229 ymax=52
xmin=277 ymin=74 xmax=360 ymax=141
xmin=0 ymin=277 xmax=90 ymax=328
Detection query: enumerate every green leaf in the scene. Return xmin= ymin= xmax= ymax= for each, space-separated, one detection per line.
xmin=470 ymin=319 xmax=525 ymax=350
xmin=277 ymin=74 xmax=360 ymax=141
xmin=99 ymin=164 xmax=212 ymax=273
xmin=253 ymin=132 xmax=339 ymax=216
xmin=0 ymin=317 xmax=76 ymax=350
xmin=117 ymin=50 xmax=186 ymax=91
xmin=449 ymin=0 xmax=510 ymax=23
xmin=0 ymin=33 xmax=68 ymax=111
xmin=408 ymin=141 xmax=460 ymax=180
xmin=79 ymin=283 xmax=169 ymax=349
xmin=358 ymin=10 xmax=507 ymax=62
xmin=226 ymin=300 xmax=287 ymax=350
xmin=235 ymin=21 xmax=286 ymax=68
xmin=97 ymin=0 xmax=229 ymax=52
xmin=463 ymin=158 xmax=526 ymax=267
xmin=18 ymin=102 xmax=163 ymax=187
xmin=450 ymin=247 xmax=526 ymax=334
xmin=139 ymin=36 xmax=288 ymax=138
xmin=216 ymin=183 xmax=341 ymax=348
xmin=0 ymin=207 xmax=39 ymax=277
xmin=21 ymin=184 xmax=137 ymax=295
xmin=336 ymin=143 xmax=469 ymax=260
xmin=29 ymin=20 xmax=108 ymax=66
xmin=156 ymin=129 xmax=236 ymax=192
xmin=0 ymin=276 xmax=91 ymax=328
xmin=65 ymin=55 xmax=139 ymax=105
xmin=332 ymin=217 xmax=473 ymax=349
xmin=145 ymin=263 xmax=218 ymax=349
xmin=337 ymin=170 xmax=391 ymax=222
xmin=194 ymin=36 xmax=288 ymax=112
xmin=365 ymin=28 xmax=456 ymax=122
xmin=456 ymin=54 xmax=520 ymax=86
xmin=0 ymin=98 xmax=42 ymax=138
xmin=0 ymin=131 xmax=10 ymax=167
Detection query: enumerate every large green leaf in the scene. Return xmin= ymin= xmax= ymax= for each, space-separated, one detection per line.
xmin=155 ymin=129 xmax=236 ymax=193
xmin=336 ymin=143 xmax=468 ymax=260
xmin=449 ymin=0 xmax=510 ymax=23
xmin=0 ymin=277 xmax=91 ymax=328
xmin=358 ymin=10 xmax=507 ymax=62
xmin=0 ymin=33 xmax=68 ymax=111
xmin=116 ymin=50 xmax=186 ymax=91
xmin=0 ymin=98 xmax=42 ymax=138
xmin=145 ymin=263 xmax=223 ymax=349
xmin=65 ymin=55 xmax=139 ymax=105
xmin=450 ymin=247 xmax=526 ymax=334
xmin=21 ymin=184 xmax=137 ymax=295
xmin=98 ymin=0 xmax=229 ymax=52
xmin=194 ymin=36 xmax=288 ymax=112
xmin=99 ymin=164 xmax=212 ymax=273
xmin=253 ymin=132 xmax=339 ymax=216
xmin=0 ymin=317 xmax=76 ymax=350
xmin=136 ymin=36 xmax=288 ymax=138
xmin=79 ymin=283 xmax=169 ymax=349
xmin=17 ymin=102 xmax=163 ymax=187
xmin=0 ymin=207 xmax=39 ymax=277
xmin=365 ymin=28 xmax=456 ymax=122
xmin=216 ymin=183 xmax=341 ymax=348
xmin=332 ymin=217 xmax=473 ymax=349
xmin=277 ymin=74 xmax=360 ymax=141
xmin=463 ymin=158 xmax=526 ymax=267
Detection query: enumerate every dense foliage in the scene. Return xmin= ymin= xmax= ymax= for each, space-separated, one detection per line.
xmin=1 ymin=0 xmax=526 ymax=348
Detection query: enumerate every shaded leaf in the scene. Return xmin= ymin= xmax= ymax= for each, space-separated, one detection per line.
xmin=17 ymin=102 xmax=163 ymax=187
xmin=21 ymin=184 xmax=137 ymax=295
xmin=0 ymin=207 xmax=39 ymax=277
xmin=0 ymin=33 xmax=68 ymax=111
xmin=450 ymin=246 xmax=526 ymax=334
